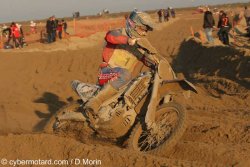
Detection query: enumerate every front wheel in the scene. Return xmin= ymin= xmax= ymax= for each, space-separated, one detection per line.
xmin=128 ymin=102 xmax=187 ymax=155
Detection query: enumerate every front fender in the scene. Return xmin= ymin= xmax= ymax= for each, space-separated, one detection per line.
xmin=159 ymin=79 xmax=198 ymax=98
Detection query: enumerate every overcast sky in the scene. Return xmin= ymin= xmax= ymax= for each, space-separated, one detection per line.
xmin=0 ymin=0 xmax=249 ymax=23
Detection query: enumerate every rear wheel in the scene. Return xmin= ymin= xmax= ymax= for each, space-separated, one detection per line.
xmin=128 ymin=102 xmax=187 ymax=155
xmin=43 ymin=101 xmax=94 ymax=143
xmin=43 ymin=101 xmax=82 ymax=133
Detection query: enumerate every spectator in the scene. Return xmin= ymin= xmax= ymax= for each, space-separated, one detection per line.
xmin=170 ymin=7 xmax=176 ymax=18
xmin=10 ymin=22 xmax=22 ymax=48
xmin=2 ymin=25 xmax=11 ymax=44
xmin=62 ymin=19 xmax=69 ymax=35
xmin=203 ymin=7 xmax=215 ymax=44
xmin=51 ymin=16 xmax=57 ymax=42
xmin=46 ymin=17 xmax=53 ymax=43
xmin=157 ymin=9 xmax=164 ymax=23
xmin=244 ymin=6 xmax=250 ymax=26
xmin=30 ymin=21 xmax=37 ymax=34
xmin=164 ymin=8 xmax=170 ymax=22
xmin=2 ymin=24 xmax=8 ymax=37
xmin=218 ymin=12 xmax=231 ymax=45
xmin=57 ymin=21 xmax=63 ymax=40
xmin=17 ymin=23 xmax=25 ymax=47
xmin=217 ymin=10 xmax=225 ymax=42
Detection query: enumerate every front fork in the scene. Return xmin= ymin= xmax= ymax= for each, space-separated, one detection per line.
xmin=145 ymin=72 xmax=161 ymax=129
xmin=145 ymin=72 xmax=198 ymax=130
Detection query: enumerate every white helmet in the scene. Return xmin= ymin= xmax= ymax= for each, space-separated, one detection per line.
xmin=125 ymin=11 xmax=154 ymax=38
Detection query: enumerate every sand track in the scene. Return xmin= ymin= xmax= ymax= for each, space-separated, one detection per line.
xmin=0 ymin=133 xmax=232 ymax=167
xmin=0 ymin=12 xmax=249 ymax=166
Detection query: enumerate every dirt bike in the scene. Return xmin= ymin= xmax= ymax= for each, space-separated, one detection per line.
xmin=44 ymin=60 xmax=197 ymax=154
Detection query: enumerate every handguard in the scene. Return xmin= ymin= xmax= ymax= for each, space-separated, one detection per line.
xmin=135 ymin=38 xmax=161 ymax=69
xmin=136 ymin=38 xmax=157 ymax=54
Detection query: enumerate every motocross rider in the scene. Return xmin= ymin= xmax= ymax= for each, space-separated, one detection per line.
xmin=72 ymin=11 xmax=175 ymax=117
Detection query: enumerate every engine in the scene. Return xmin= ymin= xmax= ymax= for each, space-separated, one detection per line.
xmin=95 ymin=72 xmax=152 ymax=139
xmin=124 ymin=72 xmax=152 ymax=108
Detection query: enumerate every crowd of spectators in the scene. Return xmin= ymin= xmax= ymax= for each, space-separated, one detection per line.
xmin=157 ymin=7 xmax=176 ymax=23
xmin=0 ymin=22 xmax=26 ymax=49
xmin=202 ymin=5 xmax=250 ymax=45
xmin=0 ymin=15 xmax=69 ymax=49
xmin=45 ymin=16 xmax=68 ymax=43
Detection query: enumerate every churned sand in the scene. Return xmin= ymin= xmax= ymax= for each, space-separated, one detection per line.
xmin=0 ymin=8 xmax=249 ymax=167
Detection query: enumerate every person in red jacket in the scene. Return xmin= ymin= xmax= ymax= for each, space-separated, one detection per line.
xmin=57 ymin=20 xmax=63 ymax=40
xmin=72 ymin=11 xmax=164 ymax=117
xmin=219 ymin=12 xmax=232 ymax=45
xmin=11 ymin=22 xmax=22 ymax=48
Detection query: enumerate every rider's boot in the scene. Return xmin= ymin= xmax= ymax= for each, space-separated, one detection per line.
xmin=85 ymin=84 xmax=118 ymax=116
